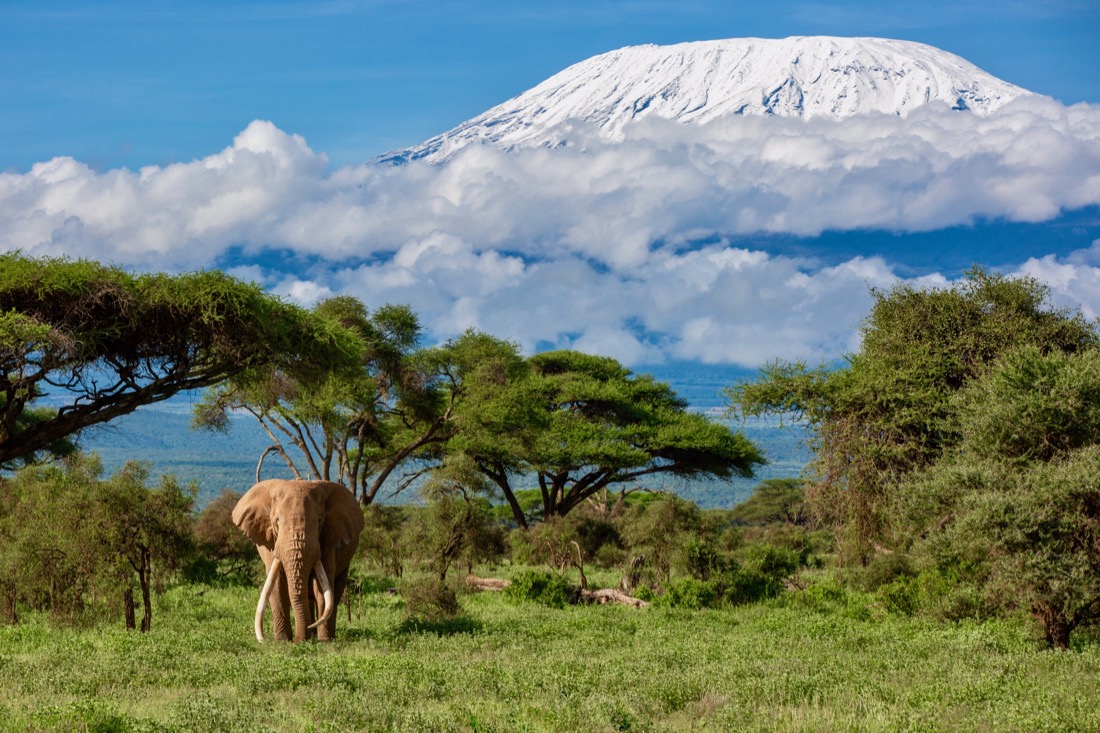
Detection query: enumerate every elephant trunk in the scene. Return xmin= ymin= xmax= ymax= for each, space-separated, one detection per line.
xmin=280 ymin=531 xmax=317 ymax=642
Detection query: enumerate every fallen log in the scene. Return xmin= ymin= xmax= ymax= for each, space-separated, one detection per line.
xmin=466 ymin=575 xmax=511 ymax=591
xmin=465 ymin=574 xmax=649 ymax=607
xmin=578 ymin=588 xmax=650 ymax=608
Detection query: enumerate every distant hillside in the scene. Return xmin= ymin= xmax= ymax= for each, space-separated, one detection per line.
xmin=78 ymin=363 xmax=810 ymax=509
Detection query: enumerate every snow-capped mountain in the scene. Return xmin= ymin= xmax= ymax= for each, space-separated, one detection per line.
xmin=382 ymin=36 xmax=1032 ymax=164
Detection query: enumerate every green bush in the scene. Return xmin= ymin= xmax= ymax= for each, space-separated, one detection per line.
xmin=504 ymin=569 xmax=573 ymax=608
xmin=740 ymin=543 xmax=801 ymax=578
xmin=657 ymin=577 xmax=719 ymax=609
xmin=852 ymin=552 xmax=917 ymax=592
xmin=876 ymin=576 xmax=920 ymax=616
xmin=784 ymin=577 xmax=874 ymax=621
xmin=719 ymin=567 xmax=780 ymax=605
xmin=685 ymin=540 xmax=728 ymax=581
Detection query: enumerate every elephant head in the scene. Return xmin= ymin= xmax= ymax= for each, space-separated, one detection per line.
xmin=232 ymin=479 xmax=364 ymax=642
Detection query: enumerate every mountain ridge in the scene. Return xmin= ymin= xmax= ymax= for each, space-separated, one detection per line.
xmin=382 ymin=36 xmax=1032 ymax=164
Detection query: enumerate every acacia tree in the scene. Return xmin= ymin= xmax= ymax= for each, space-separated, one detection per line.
xmin=0 ymin=253 xmax=362 ymax=468
xmin=727 ymin=268 xmax=1097 ymax=564
xmin=196 ymin=299 xmax=481 ymax=504
xmin=451 ymin=349 xmax=764 ymax=528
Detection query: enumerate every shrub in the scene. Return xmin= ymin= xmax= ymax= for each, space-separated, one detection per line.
xmin=357 ymin=505 xmax=409 ymax=577
xmin=192 ymin=489 xmax=254 ymax=583
xmin=620 ymin=495 xmax=701 ymax=582
xmin=876 ymin=576 xmax=920 ymax=616
xmin=400 ymin=576 xmax=461 ymax=622
xmin=685 ymin=540 xmax=728 ymax=581
xmin=720 ymin=567 xmax=783 ymax=606
xmin=657 ymin=578 xmax=719 ymax=609
xmin=504 ymin=569 xmax=573 ymax=608
xmin=740 ymin=543 xmax=801 ymax=579
xmin=852 ymin=552 xmax=917 ymax=592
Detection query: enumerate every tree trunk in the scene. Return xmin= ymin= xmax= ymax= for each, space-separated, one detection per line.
xmin=140 ymin=548 xmax=152 ymax=633
xmin=1039 ymin=607 xmax=1073 ymax=650
xmin=123 ymin=587 xmax=136 ymax=630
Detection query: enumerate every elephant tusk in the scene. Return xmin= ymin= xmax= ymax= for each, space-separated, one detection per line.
xmin=307 ymin=560 xmax=335 ymax=631
xmin=255 ymin=557 xmax=282 ymax=642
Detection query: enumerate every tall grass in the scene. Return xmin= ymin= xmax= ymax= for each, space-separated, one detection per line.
xmin=0 ymin=577 xmax=1097 ymax=732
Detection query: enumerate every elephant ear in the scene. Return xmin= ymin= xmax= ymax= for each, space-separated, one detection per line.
xmin=321 ymin=482 xmax=365 ymax=550
xmin=232 ymin=481 xmax=277 ymax=549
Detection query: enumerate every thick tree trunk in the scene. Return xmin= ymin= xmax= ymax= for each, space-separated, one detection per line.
xmin=1040 ymin=609 xmax=1073 ymax=650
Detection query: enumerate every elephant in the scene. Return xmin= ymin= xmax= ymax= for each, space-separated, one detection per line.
xmin=232 ymin=479 xmax=364 ymax=642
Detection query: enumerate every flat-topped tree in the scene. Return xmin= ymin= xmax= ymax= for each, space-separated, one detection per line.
xmin=452 ymin=349 xmax=764 ymax=528
xmin=195 ymin=299 xmax=463 ymax=505
xmin=0 ymin=253 xmax=362 ymax=469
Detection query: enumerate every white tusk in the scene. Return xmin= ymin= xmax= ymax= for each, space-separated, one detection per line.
xmin=255 ymin=557 xmax=281 ymax=642
xmin=307 ymin=560 xmax=335 ymax=631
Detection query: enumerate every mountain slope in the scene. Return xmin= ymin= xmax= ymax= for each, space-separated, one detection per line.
xmin=383 ymin=36 xmax=1031 ymax=164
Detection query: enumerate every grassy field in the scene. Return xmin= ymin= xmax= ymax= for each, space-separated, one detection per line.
xmin=1 ymin=575 xmax=1097 ymax=733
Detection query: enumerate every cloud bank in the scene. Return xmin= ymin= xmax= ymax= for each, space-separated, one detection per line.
xmin=3 ymin=95 xmax=1099 ymax=365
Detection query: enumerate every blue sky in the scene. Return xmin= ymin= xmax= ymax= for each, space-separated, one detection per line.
xmin=2 ymin=0 xmax=1098 ymax=171
xmin=2 ymin=1 xmax=1100 ymax=367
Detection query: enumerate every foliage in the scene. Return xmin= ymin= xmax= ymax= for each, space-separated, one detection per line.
xmin=399 ymin=576 xmax=461 ymax=623
xmin=356 ymin=504 xmax=411 ymax=577
xmin=897 ymin=345 xmax=1100 ymax=647
xmin=658 ymin=545 xmax=806 ymax=609
xmin=452 ymin=348 xmax=764 ymax=526
xmin=954 ymin=346 xmax=1100 ymax=464
xmin=195 ymin=298 xmax=460 ymax=504
xmin=620 ymin=494 xmax=702 ymax=582
xmin=0 ymin=252 xmax=362 ymax=468
xmin=191 ymin=489 xmax=255 ymax=583
xmin=0 ymin=454 xmax=194 ymax=630
xmin=503 ymin=569 xmax=574 ymax=608
xmin=407 ymin=456 xmax=509 ymax=583
xmin=729 ymin=478 xmax=811 ymax=526
xmin=658 ymin=577 xmax=720 ymax=609
xmin=950 ymin=447 xmax=1100 ymax=648
xmin=727 ymin=268 xmax=1098 ymax=564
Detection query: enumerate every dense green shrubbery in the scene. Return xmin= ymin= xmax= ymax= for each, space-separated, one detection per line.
xmin=0 ymin=454 xmax=194 ymax=630
xmin=504 ymin=569 xmax=574 ymax=608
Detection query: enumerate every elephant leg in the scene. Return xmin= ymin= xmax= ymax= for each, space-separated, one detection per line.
xmin=312 ymin=573 xmax=334 ymax=641
xmin=269 ymin=573 xmax=292 ymax=641
xmin=324 ymin=568 xmax=350 ymax=639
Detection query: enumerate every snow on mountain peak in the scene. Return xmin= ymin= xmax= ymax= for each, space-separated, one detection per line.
xmin=383 ymin=36 xmax=1032 ymax=164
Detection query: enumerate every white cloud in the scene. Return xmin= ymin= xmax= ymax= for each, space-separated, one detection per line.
xmin=2 ymin=100 xmax=1099 ymax=365
xmin=1012 ymin=241 xmax=1100 ymax=320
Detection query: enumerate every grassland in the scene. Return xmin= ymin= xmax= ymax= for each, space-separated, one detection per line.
xmin=1 ymin=576 xmax=1097 ymax=732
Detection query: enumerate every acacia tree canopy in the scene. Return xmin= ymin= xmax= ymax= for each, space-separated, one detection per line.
xmin=195 ymin=299 xmax=470 ymax=505
xmin=452 ymin=348 xmax=764 ymax=528
xmin=0 ymin=253 xmax=363 ymax=469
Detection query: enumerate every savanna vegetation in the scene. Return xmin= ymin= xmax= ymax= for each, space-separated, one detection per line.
xmin=2 ymin=256 xmax=1099 ymax=731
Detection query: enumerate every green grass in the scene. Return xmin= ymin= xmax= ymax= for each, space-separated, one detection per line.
xmin=0 ymin=577 xmax=1097 ymax=732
